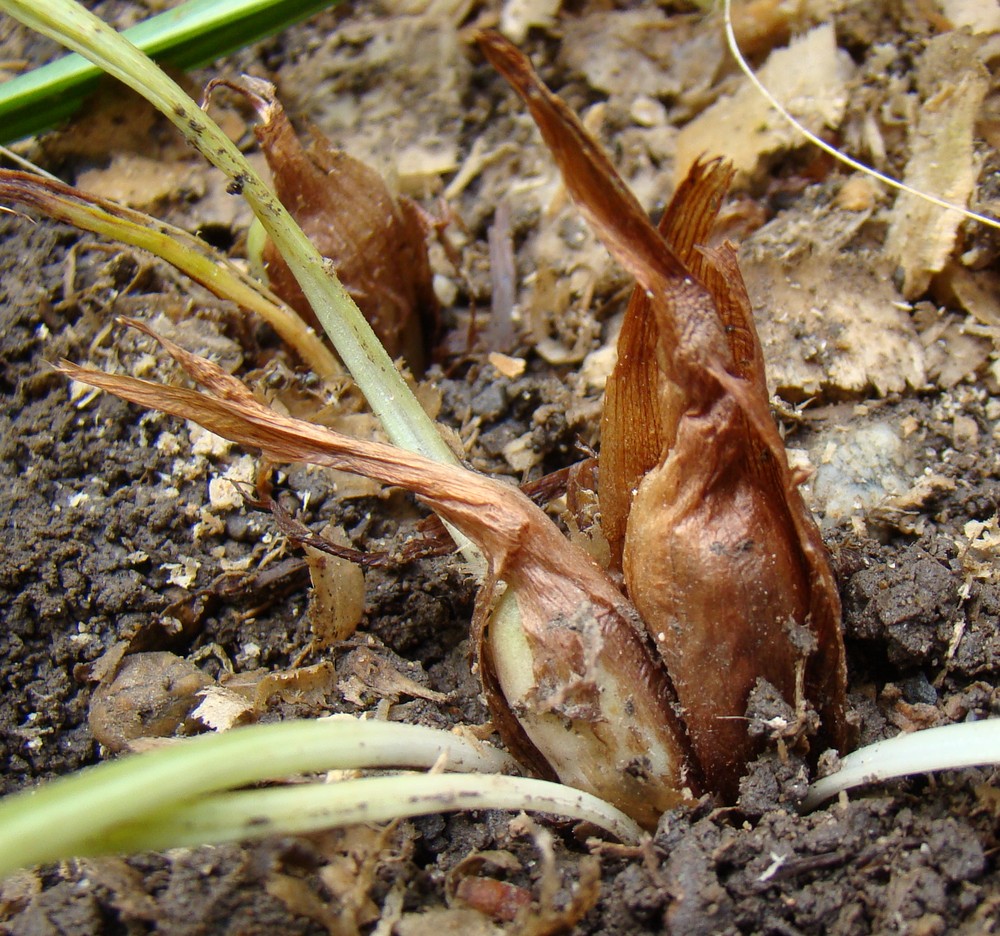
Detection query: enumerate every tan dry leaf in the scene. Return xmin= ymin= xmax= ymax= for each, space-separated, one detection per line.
xmin=77 ymin=154 xmax=205 ymax=210
xmin=939 ymin=0 xmax=1000 ymax=34
xmin=912 ymin=303 xmax=992 ymax=389
xmin=934 ymin=264 xmax=1000 ymax=329
xmin=674 ymin=24 xmax=853 ymax=183
xmin=253 ymin=661 xmax=338 ymax=710
xmin=190 ymin=686 xmax=255 ymax=732
xmin=271 ymin=823 xmax=410 ymax=934
xmin=883 ymin=474 xmax=957 ymax=512
xmin=885 ymin=67 xmax=989 ymax=299
xmin=742 ymin=253 xmax=927 ymax=398
xmin=559 ymin=9 xmax=727 ymax=103
xmin=959 ymin=517 xmax=1000 ymax=584
xmin=500 ymin=0 xmax=561 ymax=44
xmin=306 ymin=522 xmax=366 ymax=647
xmin=395 ymin=908 xmax=505 ymax=936
xmin=266 ymin=875 xmax=351 ymax=936
xmin=188 ymin=662 xmax=341 ymax=726
xmin=339 ymin=646 xmax=448 ymax=705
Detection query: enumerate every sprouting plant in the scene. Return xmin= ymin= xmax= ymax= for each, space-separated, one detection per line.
xmin=0 ymin=0 xmax=998 ymax=881
xmin=477 ymin=33 xmax=853 ymax=803
xmin=10 ymin=3 xmax=850 ymax=829
xmin=209 ymin=75 xmax=441 ymax=375
xmin=0 ymin=0 xmax=652 ymax=865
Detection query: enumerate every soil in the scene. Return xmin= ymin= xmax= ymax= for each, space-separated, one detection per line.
xmin=1 ymin=1 xmax=999 ymax=933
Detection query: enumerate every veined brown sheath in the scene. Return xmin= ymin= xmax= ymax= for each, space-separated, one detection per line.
xmin=477 ymin=31 xmax=853 ymax=804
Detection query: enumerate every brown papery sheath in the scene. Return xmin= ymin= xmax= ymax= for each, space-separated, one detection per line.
xmin=478 ymin=30 xmax=854 ymax=801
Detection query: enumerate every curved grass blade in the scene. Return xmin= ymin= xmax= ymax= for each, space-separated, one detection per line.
xmin=0 ymin=0 xmax=337 ymax=144
xmin=0 ymin=717 xmax=519 ymax=875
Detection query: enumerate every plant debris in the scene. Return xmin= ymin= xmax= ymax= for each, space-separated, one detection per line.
xmin=212 ymin=76 xmax=439 ymax=374
xmin=884 ymin=33 xmax=991 ymax=299
xmin=674 ymin=24 xmax=853 ymax=183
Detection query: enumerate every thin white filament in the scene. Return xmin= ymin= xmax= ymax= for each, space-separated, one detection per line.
xmin=722 ymin=0 xmax=1000 ymax=232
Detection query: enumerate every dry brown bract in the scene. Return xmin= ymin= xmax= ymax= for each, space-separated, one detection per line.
xmin=477 ymin=31 xmax=853 ymax=800
xmin=208 ymin=76 xmax=438 ymax=374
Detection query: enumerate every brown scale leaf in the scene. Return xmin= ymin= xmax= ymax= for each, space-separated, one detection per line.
xmin=211 ymin=77 xmax=438 ymax=374
xmin=598 ymin=161 xmax=759 ymax=563
xmin=478 ymin=31 xmax=853 ymax=800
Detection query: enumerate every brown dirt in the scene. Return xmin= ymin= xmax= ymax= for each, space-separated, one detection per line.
xmin=1 ymin=1 xmax=999 ymax=933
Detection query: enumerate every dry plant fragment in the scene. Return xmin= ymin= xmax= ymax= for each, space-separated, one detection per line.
xmin=884 ymin=48 xmax=989 ymax=299
xmin=674 ymin=23 xmax=852 ymax=184
xmin=478 ymin=31 xmax=853 ymax=800
xmin=61 ymin=318 xmax=697 ymax=827
xmin=211 ymin=76 xmax=439 ymax=373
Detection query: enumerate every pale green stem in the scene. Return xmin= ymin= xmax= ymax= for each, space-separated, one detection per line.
xmin=81 ymin=773 xmax=644 ymax=855
xmin=802 ymin=719 xmax=1000 ymax=811
xmin=0 ymin=717 xmax=518 ymax=875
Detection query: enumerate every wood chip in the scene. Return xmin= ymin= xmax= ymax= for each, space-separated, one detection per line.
xmin=885 ymin=67 xmax=989 ymax=298
xmin=674 ymin=24 xmax=853 ymax=182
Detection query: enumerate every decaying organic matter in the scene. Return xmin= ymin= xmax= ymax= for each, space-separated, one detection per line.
xmin=479 ymin=32 xmax=853 ymax=801
xmin=209 ymin=76 xmax=439 ymax=374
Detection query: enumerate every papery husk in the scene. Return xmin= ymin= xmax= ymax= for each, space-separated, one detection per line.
xmin=479 ymin=32 xmax=853 ymax=801
xmin=478 ymin=582 xmax=699 ymax=828
xmin=212 ymin=77 xmax=438 ymax=373
xmin=61 ymin=319 xmax=698 ymax=827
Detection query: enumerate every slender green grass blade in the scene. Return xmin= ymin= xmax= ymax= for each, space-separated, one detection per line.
xmin=96 ymin=774 xmax=644 ymax=854
xmin=0 ymin=0 xmax=337 ymax=143
xmin=0 ymin=718 xmax=519 ymax=874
